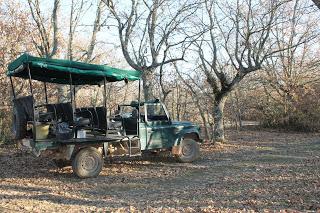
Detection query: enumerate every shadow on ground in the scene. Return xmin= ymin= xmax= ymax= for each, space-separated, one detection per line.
xmin=0 ymin=130 xmax=319 ymax=211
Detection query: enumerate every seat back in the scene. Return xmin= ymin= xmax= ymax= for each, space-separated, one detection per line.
xmin=46 ymin=102 xmax=73 ymax=123
xmin=60 ymin=103 xmax=74 ymax=123
xmin=86 ymin=107 xmax=99 ymax=128
xmin=76 ymin=107 xmax=107 ymax=130
xmin=123 ymin=110 xmax=138 ymax=135
xmin=95 ymin=107 xmax=107 ymax=130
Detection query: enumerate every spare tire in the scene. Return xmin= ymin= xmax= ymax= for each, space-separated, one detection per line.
xmin=12 ymin=104 xmax=27 ymax=140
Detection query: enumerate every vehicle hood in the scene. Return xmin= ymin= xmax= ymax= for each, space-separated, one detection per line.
xmin=171 ymin=121 xmax=201 ymax=136
xmin=171 ymin=121 xmax=198 ymax=128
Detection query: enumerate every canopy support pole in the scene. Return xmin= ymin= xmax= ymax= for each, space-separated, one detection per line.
xmin=9 ymin=77 xmax=16 ymax=99
xmin=137 ymin=79 xmax=141 ymax=136
xmin=69 ymin=73 xmax=75 ymax=123
xmin=103 ymin=77 xmax=108 ymax=136
xmin=73 ymin=86 xmax=76 ymax=109
xmin=44 ymin=82 xmax=48 ymax=104
xmin=27 ymin=64 xmax=36 ymax=142
xmin=27 ymin=65 xmax=33 ymax=96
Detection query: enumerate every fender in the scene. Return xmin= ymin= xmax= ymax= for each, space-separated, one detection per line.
xmin=173 ymin=127 xmax=201 ymax=147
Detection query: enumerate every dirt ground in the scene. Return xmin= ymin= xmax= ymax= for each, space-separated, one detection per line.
xmin=0 ymin=129 xmax=319 ymax=212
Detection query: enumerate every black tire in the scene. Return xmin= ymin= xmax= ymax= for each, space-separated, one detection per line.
xmin=72 ymin=147 xmax=103 ymax=178
xmin=53 ymin=159 xmax=70 ymax=168
xmin=177 ymin=138 xmax=200 ymax=163
xmin=12 ymin=105 xmax=27 ymax=140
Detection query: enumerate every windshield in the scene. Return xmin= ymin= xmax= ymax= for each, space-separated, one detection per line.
xmin=146 ymin=103 xmax=169 ymax=121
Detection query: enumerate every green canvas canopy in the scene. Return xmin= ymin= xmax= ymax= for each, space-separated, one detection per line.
xmin=7 ymin=53 xmax=141 ymax=85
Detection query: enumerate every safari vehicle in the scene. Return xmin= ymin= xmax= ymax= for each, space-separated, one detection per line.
xmin=7 ymin=53 xmax=202 ymax=178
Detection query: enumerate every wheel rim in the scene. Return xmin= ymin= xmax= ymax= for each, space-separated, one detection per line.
xmin=182 ymin=143 xmax=194 ymax=157
xmin=80 ymin=154 xmax=98 ymax=172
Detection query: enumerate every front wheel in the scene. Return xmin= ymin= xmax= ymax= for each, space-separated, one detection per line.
xmin=176 ymin=138 xmax=200 ymax=163
xmin=72 ymin=147 xmax=103 ymax=178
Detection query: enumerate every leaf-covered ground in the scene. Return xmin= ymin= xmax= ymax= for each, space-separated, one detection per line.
xmin=0 ymin=129 xmax=319 ymax=212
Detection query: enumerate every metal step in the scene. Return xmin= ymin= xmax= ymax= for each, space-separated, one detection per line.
xmin=129 ymin=137 xmax=141 ymax=157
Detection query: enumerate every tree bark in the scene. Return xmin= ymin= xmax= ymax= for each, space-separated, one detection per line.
xmin=86 ymin=0 xmax=103 ymax=62
xmin=213 ymin=94 xmax=228 ymax=142
xmin=234 ymin=88 xmax=242 ymax=129
xmin=311 ymin=0 xmax=320 ymax=10
xmin=141 ymin=69 xmax=155 ymax=101
xmin=196 ymin=98 xmax=211 ymax=141
xmin=57 ymin=85 xmax=69 ymax=103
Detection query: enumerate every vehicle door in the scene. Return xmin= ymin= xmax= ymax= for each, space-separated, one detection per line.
xmin=143 ymin=103 xmax=174 ymax=150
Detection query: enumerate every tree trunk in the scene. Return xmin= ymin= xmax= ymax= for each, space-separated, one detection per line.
xmin=213 ymin=94 xmax=228 ymax=142
xmin=234 ymin=88 xmax=242 ymax=129
xmin=206 ymin=108 xmax=214 ymax=142
xmin=86 ymin=0 xmax=103 ymax=62
xmin=142 ymin=69 xmax=155 ymax=101
xmin=198 ymin=103 xmax=211 ymax=141
xmin=57 ymin=85 xmax=69 ymax=103
xmin=191 ymin=94 xmax=211 ymax=141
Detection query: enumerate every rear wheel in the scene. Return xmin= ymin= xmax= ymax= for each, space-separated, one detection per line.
xmin=176 ymin=138 xmax=200 ymax=163
xmin=12 ymin=105 xmax=27 ymax=140
xmin=72 ymin=147 xmax=103 ymax=178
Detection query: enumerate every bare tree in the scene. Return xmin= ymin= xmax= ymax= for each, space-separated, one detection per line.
xmin=67 ymin=0 xmax=85 ymax=61
xmin=195 ymin=0 xmax=315 ymax=142
xmin=85 ymin=0 xmax=105 ymax=63
xmin=27 ymin=0 xmax=63 ymax=101
xmin=174 ymin=62 xmax=212 ymax=140
xmin=67 ymin=0 xmax=105 ymax=63
xmin=260 ymin=0 xmax=320 ymax=125
xmin=311 ymin=0 xmax=320 ymax=9
xmin=103 ymin=0 xmax=199 ymax=100
xmin=28 ymin=0 xmax=106 ymax=101
xmin=28 ymin=0 xmax=60 ymax=58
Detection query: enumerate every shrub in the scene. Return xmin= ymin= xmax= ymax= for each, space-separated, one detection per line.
xmin=260 ymin=84 xmax=320 ymax=132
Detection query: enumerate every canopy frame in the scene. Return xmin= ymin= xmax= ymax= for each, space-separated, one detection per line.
xmin=9 ymin=65 xmax=142 ymax=143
